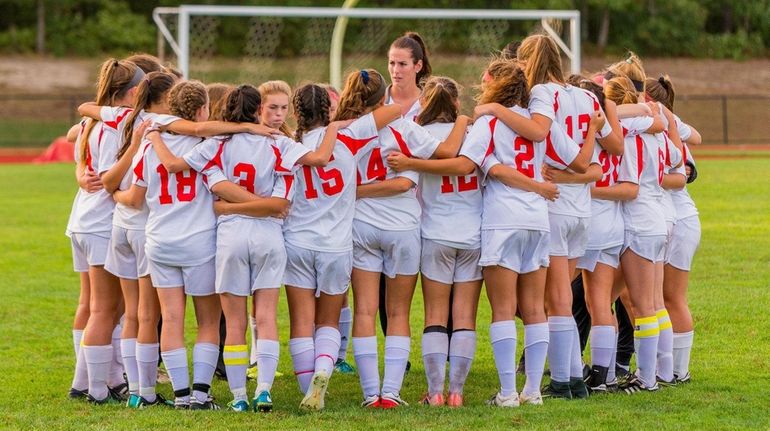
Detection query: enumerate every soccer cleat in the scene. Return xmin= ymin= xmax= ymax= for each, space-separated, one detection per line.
xmin=518 ymin=392 xmax=544 ymax=406
xmin=252 ymin=390 xmax=273 ymax=412
xmin=419 ymin=392 xmax=445 ymax=406
xmin=446 ymin=392 xmax=463 ymax=408
xmin=68 ymin=388 xmax=88 ymax=400
xmin=334 ymin=358 xmax=356 ymax=375
xmin=87 ymin=392 xmax=121 ymax=405
xmin=174 ymin=399 xmax=191 ymax=410
xmin=157 ymin=368 xmax=171 ymax=384
xmin=621 ymin=374 xmax=660 ymax=394
xmin=190 ymin=396 xmax=221 ymax=410
xmin=227 ymin=399 xmax=250 ymax=412
xmin=486 ymin=391 xmax=520 ymax=408
xmin=247 ymin=365 xmax=283 ymax=380
xmin=569 ymin=377 xmax=590 ymax=399
xmin=128 ymin=393 xmax=174 ymax=408
xmin=541 ymin=380 xmax=572 ymax=399
xmin=585 ymin=365 xmax=610 ymax=394
xmin=361 ymin=395 xmax=380 ymax=408
xmin=605 ymin=377 xmax=619 ymax=393
xmin=379 ymin=392 xmax=408 ymax=409
xmin=656 ymin=375 xmax=678 ymax=388
xmin=675 ymin=372 xmax=691 ymax=384
xmin=300 ymin=371 xmax=330 ymax=411
xmin=109 ymin=383 xmax=130 ymax=402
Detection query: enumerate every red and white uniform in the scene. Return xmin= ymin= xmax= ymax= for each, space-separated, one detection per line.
xmin=283 ymin=114 xmax=380 ymax=295
xmin=660 ymin=111 xmax=691 ymax=231
xmin=184 ymin=133 xmax=310 ymax=296
xmin=386 ymin=87 xmax=421 ymax=122
xmin=667 ymin=143 xmax=700 ymax=271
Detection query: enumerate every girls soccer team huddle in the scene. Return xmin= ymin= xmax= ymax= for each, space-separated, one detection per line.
xmin=65 ymin=31 xmax=702 ymax=413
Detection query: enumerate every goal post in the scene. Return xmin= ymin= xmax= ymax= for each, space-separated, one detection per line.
xmin=153 ymin=5 xmax=581 ymax=89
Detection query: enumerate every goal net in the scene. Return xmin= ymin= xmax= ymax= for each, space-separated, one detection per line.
xmin=153 ymin=6 xmax=580 ymax=109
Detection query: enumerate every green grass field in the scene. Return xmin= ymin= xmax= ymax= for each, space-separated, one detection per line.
xmin=1 ymin=159 xmax=769 ymax=430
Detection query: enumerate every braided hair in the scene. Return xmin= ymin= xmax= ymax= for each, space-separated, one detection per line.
xmin=293 ymin=84 xmax=331 ymax=142
xmin=168 ymin=80 xmax=208 ymax=121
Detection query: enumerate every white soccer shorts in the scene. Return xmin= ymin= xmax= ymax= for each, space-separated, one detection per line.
xmin=420 ymin=238 xmax=482 ymax=285
xmin=622 ymin=231 xmax=667 ymax=263
xmin=148 ymin=258 xmax=216 ymax=296
xmin=548 ymin=214 xmax=590 ymax=259
xmin=70 ymin=232 xmax=110 ymax=272
xmin=352 ymin=219 xmax=420 ymax=278
xmin=576 ymin=245 xmax=623 ymax=272
xmin=104 ymin=226 xmax=149 ymax=279
xmin=479 ymin=229 xmax=550 ymax=274
xmin=665 ymin=215 xmax=701 ymax=271
xmin=284 ymin=243 xmax=351 ymax=297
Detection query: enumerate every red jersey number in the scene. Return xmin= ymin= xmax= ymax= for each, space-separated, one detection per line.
xmin=440 ymin=175 xmax=479 ymax=194
xmin=365 ymin=148 xmax=387 ymax=182
xmin=233 ymin=163 xmax=256 ymax=194
xmin=157 ymin=165 xmax=197 ymax=205
xmin=565 ymin=113 xmax=591 ymax=144
xmin=303 ymin=165 xmax=345 ymax=199
xmin=513 ymin=137 xmax=536 ymax=178
xmin=595 ymin=150 xmax=620 ymax=188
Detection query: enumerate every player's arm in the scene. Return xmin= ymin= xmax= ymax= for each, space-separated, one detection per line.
xmin=209 ymin=180 xmax=262 ymax=204
xmin=662 ymin=173 xmax=686 ymax=190
xmin=213 ymin=198 xmax=290 ymax=219
xmin=564 ymin=111 xmax=604 ymax=174
xmin=356 ymin=177 xmax=414 ymax=199
xmin=430 ymin=115 xmax=472 ymax=159
xmin=643 ymin=102 xmax=666 ymax=134
xmin=598 ymin=99 xmax=624 ymax=155
xmin=543 ymin=164 xmax=602 ymax=184
xmin=100 ymin=120 xmax=151 ymax=193
xmin=297 ymin=119 xmax=355 ymax=167
xmin=661 ymin=106 xmax=684 ymax=156
xmin=487 ymin=164 xmax=560 ymax=201
xmin=590 ymin=182 xmax=638 ymax=201
xmin=372 ymin=104 xmax=402 ymax=129
xmin=161 ymin=119 xmax=280 ymax=138
xmin=66 ymin=124 xmax=81 ymax=143
xmin=685 ymin=126 xmax=702 ymax=145
xmin=616 ymin=103 xmax=651 ymax=119
xmin=474 ymin=103 xmax=551 ymax=142
xmin=76 ymin=162 xmax=104 ymax=193
xmin=147 ymin=130 xmax=191 ymax=174
xmin=77 ymin=102 xmax=103 ymax=120
xmin=113 ymin=184 xmax=147 ymax=208
xmin=387 ymin=152 xmax=476 ymax=176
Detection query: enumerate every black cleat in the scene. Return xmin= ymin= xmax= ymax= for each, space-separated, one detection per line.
xmin=541 ymin=380 xmax=572 ymax=399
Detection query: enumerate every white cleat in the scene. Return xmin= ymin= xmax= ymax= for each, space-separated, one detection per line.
xmin=518 ymin=391 xmax=543 ymax=405
xmin=486 ymin=391 xmax=520 ymax=407
xmin=300 ymin=370 xmax=330 ymax=411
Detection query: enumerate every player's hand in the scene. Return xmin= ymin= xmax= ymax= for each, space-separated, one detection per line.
xmin=246 ymin=123 xmax=281 ymax=138
xmin=590 ymin=110 xmax=605 ymax=129
xmin=647 ymin=101 xmax=660 ymax=116
xmin=456 ymin=114 xmax=473 ymax=125
xmin=213 ymin=200 xmax=227 ymax=216
xmin=131 ymin=120 xmax=151 ymax=147
xmin=537 ymin=181 xmax=560 ymax=201
xmin=386 ymin=151 xmax=410 ymax=172
xmin=474 ymin=103 xmax=502 ymax=120
xmin=274 ymin=204 xmax=290 ymax=219
xmin=79 ymin=168 xmax=103 ymax=193
xmin=330 ymin=119 xmax=355 ymax=130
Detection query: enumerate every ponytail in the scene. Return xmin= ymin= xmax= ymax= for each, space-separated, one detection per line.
xmin=416 ymin=76 xmax=460 ymax=126
xmin=645 ymin=75 xmax=676 ymax=112
xmin=334 ymin=69 xmax=386 ymax=121
xmin=390 ymin=32 xmax=432 ymax=87
xmin=516 ymin=34 xmax=564 ymax=89
xmin=604 ymin=77 xmax=638 ymax=106
xmin=120 ymin=71 xmax=176 ymax=159
xmin=477 ymin=58 xmax=529 ymax=108
xmin=222 ymin=84 xmax=261 ymax=124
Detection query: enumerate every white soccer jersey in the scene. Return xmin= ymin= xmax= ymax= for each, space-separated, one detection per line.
xmin=671 ymin=144 xmax=699 ymax=221
xmin=659 ymin=109 xmax=691 ymax=224
xmin=183 ymin=133 xmax=311 ymax=226
xmin=134 ymin=132 xmax=216 ymax=267
xmin=283 ymin=113 xmax=380 ymax=252
xmin=616 ymin=116 xmax=681 ymax=237
xmin=65 ymin=111 xmax=128 ymax=236
xmin=113 ymin=112 xmax=179 ymax=230
xmin=354 ymin=118 xmax=441 ymax=231
xmin=460 ymin=106 xmax=578 ymax=232
xmin=386 ymin=86 xmax=422 ymax=122
xmin=418 ymin=122 xmax=482 ymax=249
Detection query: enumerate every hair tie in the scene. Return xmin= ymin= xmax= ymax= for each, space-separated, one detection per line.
xmin=631 ymin=79 xmax=644 ymax=93
xmin=360 ymin=70 xmax=370 ymax=84
xmin=658 ymin=76 xmax=668 ymax=89
xmin=625 ymin=57 xmax=633 ymax=64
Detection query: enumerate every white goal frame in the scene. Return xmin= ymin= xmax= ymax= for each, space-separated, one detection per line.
xmin=153 ymin=5 xmax=581 ymax=88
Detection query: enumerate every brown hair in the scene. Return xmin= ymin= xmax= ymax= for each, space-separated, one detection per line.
xmin=222 ymin=84 xmax=261 ymax=124
xmin=206 ymin=83 xmax=234 ymax=121
xmin=390 ymin=31 xmax=432 ymax=87
xmin=258 ymin=80 xmax=293 ymax=137
xmin=416 ymin=76 xmax=460 ymax=126
xmin=477 ymin=58 xmax=529 ymax=108
xmin=293 ymin=84 xmax=331 ymax=142
xmin=79 ymin=59 xmax=139 ymax=163
xmin=120 ymin=71 xmax=177 ymax=158
xmin=607 ymin=52 xmax=646 ymax=93
xmin=168 ymin=80 xmax=208 ymax=121
xmin=125 ymin=53 xmax=163 ymax=74
xmin=333 ymin=69 xmax=387 ymax=121
xmin=567 ymin=73 xmax=607 ymax=111
xmin=603 ymin=77 xmax=638 ymax=106
xmin=501 ymin=40 xmax=521 ymax=60
xmin=164 ymin=63 xmax=183 ymax=79
xmin=516 ymin=34 xmax=564 ymax=89
xmin=645 ymin=75 xmax=676 ymax=112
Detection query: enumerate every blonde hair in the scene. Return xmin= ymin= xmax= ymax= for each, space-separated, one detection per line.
xmin=206 ymin=83 xmax=234 ymax=121
xmin=477 ymin=58 xmax=529 ymax=108
xmin=258 ymin=80 xmax=293 ymax=137
xmin=333 ymin=69 xmax=387 ymax=122
xmin=607 ymin=52 xmax=646 ymax=93
xmin=168 ymin=80 xmax=208 ymax=121
xmin=79 ymin=58 xmax=139 ymax=163
xmin=645 ymin=75 xmax=676 ymax=112
xmin=603 ymin=77 xmax=638 ymax=106
xmin=416 ymin=76 xmax=460 ymax=126
xmin=516 ymin=34 xmax=564 ymax=89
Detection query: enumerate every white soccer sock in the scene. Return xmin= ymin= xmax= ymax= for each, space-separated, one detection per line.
xmin=161 ymin=347 xmax=190 ymax=403
xmin=634 ymin=316 xmax=660 ymax=387
xmin=490 ymin=320 xmax=517 ymax=397
xmin=590 ymin=326 xmax=616 ymax=369
xmin=547 ymin=316 xmax=574 ymax=383
xmin=570 ymin=319 xmax=584 ymax=379
xmin=656 ymin=309 xmax=674 ymax=381
xmin=607 ymin=331 xmax=618 ymax=382
xmin=136 ymin=342 xmax=159 ymax=402
xmin=120 ymin=338 xmax=139 ymax=395
xmin=672 ymin=331 xmax=694 ymax=378
xmin=448 ymin=330 xmax=476 ymax=395
xmin=73 ymin=329 xmax=83 ymax=357
xmin=223 ymin=344 xmax=249 ymax=402
xmin=192 ymin=343 xmax=219 ymax=402
xmin=83 ymin=344 xmax=113 ymax=401
xmin=71 ymin=340 xmax=89 ymax=391
xmin=108 ymin=324 xmax=125 ymax=388
xmin=522 ymin=322 xmax=549 ymax=396
xmin=256 ymin=339 xmax=280 ymax=394
xmin=338 ymin=307 xmax=353 ymax=361
xmin=290 ymin=337 xmax=315 ymax=394
xmin=382 ymin=335 xmax=411 ymax=396
xmin=314 ymin=327 xmax=341 ymax=376
xmin=421 ymin=331 xmax=449 ymax=395
xmin=352 ymin=336 xmax=380 ymax=398
xmin=249 ymin=316 xmax=259 ymax=366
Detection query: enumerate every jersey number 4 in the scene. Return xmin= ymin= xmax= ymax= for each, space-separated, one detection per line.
xmin=157 ymin=165 xmax=196 ymax=205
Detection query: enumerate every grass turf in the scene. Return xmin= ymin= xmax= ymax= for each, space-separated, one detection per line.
xmin=0 ymin=159 xmax=768 ymax=430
